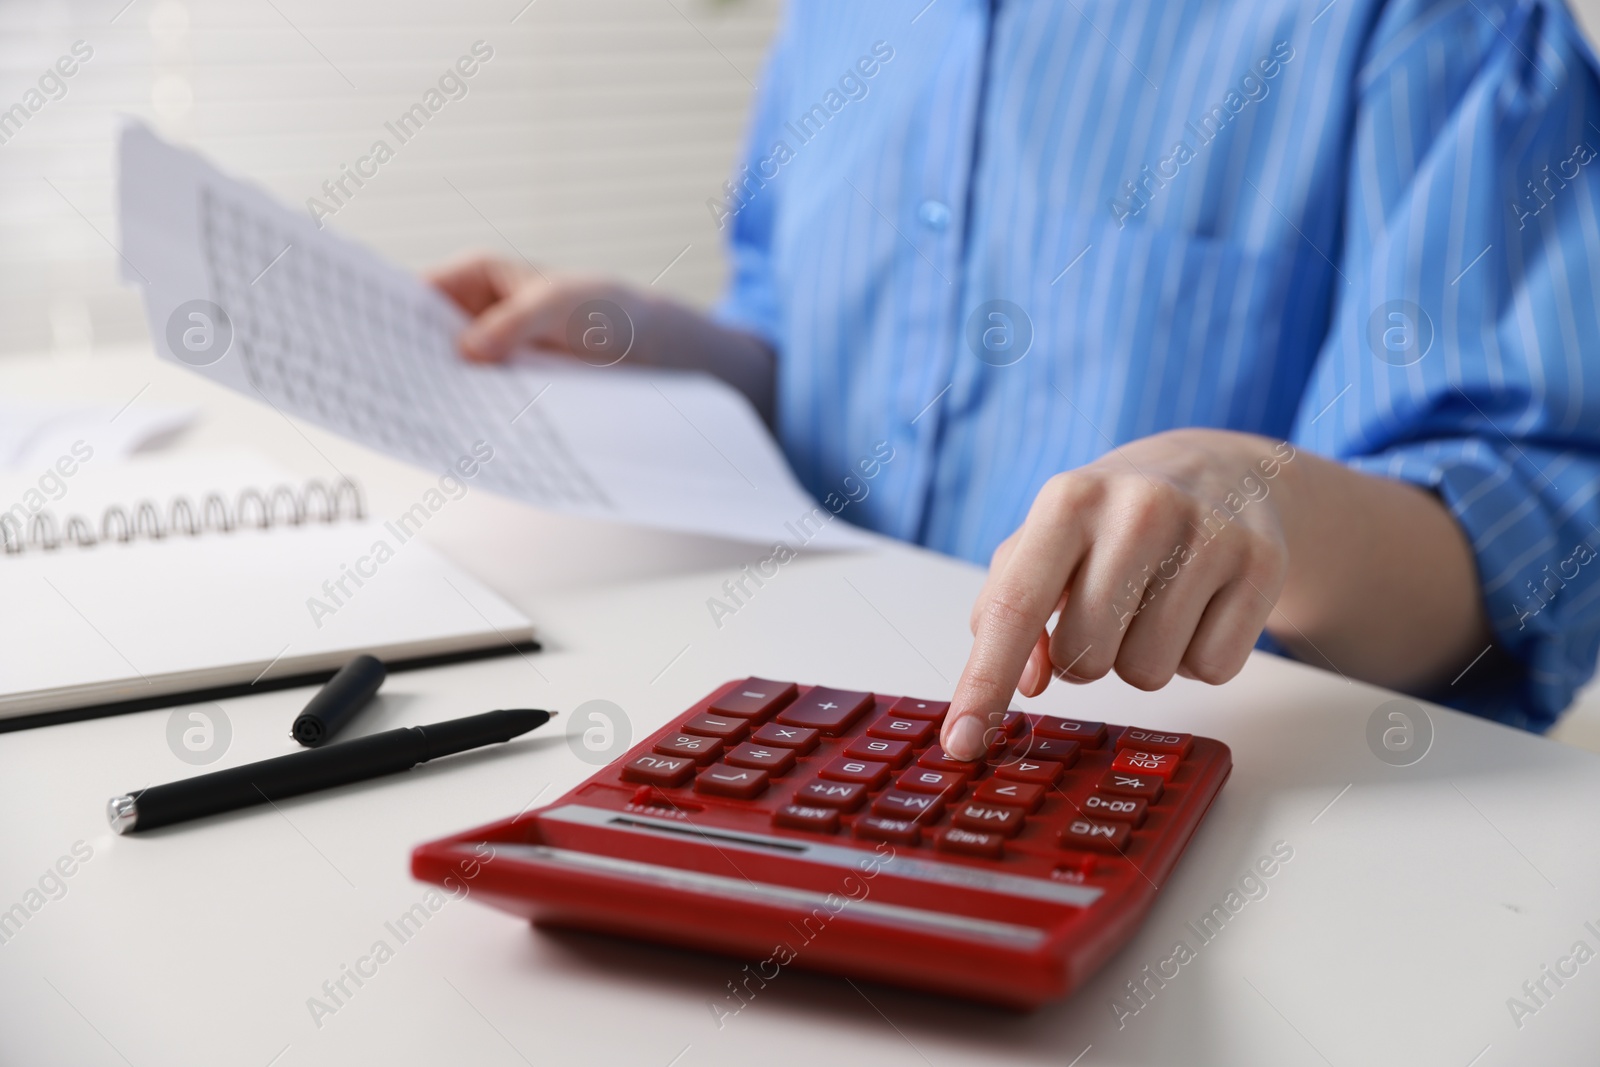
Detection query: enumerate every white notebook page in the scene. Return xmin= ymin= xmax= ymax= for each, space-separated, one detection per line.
xmin=0 ymin=452 xmax=533 ymax=718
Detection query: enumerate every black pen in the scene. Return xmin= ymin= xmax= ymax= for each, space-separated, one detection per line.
xmin=107 ymin=708 xmax=556 ymax=834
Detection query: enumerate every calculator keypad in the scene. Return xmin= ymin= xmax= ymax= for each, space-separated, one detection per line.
xmin=627 ymin=680 xmax=1208 ymax=874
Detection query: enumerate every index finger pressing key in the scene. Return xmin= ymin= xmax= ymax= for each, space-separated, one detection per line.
xmin=942 ymin=501 xmax=1089 ymax=759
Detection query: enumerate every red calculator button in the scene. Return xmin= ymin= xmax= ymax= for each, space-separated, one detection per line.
xmin=995 ymin=759 xmax=1064 ymax=786
xmin=680 ymin=714 xmax=750 ymax=742
xmin=796 ymin=780 xmax=868 ymax=810
xmin=817 ymin=757 xmax=890 ymax=789
xmin=709 ymin=679 xmax=798 ymax=720
xmin=938 ymin=827 xmax=1004 ymax=860
xmin=846 ymin=736 xmax=913 ymax=767
xmin=974 ymin=778 xmax=1046 ymax=812
xmin=1060 ymin=817 xmax=1130 ymax=852
xmin=773 ymin=804 xmax=840 ymax=834
xmin=1098 ymin=769 xmax=1165 ymax=802
xmin=694 ymin=762 xmax=769 ymax=800
xmin=775 ymin=687 xmax=874 ymax=735
xmin=1110 ymin=749 xmax=1180 ymax=779
xmin=952 ymin=802 xmax=1027 ymax=838
xmin=991 ymin=711 xmax=1027 ymax=737
xmin=855 ymin=816 xmax=920 ymax=846
xmin=654 ymin=734 xmax=723 ymax=765
xmin=866 ymin=716 xmax=937 ymax=747
xmin=750 ymin=723 xmax=819 ymax=752
xmin=620 ymin=753 xmax=696 ymax=788
xmin=1012 ymin=736 xmax=1080 ymax=767
xmin=1082 ymin=793 xmax=1148 ymax=826
xmin=723 ymin=743 xmax=797 ymax=775
xmin=872 ymin=788 xmax=946 ymax=823
xmin=1116 ymin=727 xmax=1193 ymax=758
xmin=889 ymin=697 xmax=948 ymax=720
xmin=1034 ymin=718 xmax=1108 ymax=748
xmin=896 ymin=767 xmax=965 ymax=795
xmin=916 ymin=746 xmax=981 ymax=778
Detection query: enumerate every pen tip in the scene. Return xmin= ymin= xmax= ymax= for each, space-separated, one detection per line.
xmin=498 ymin=708 xmax=556 ymax=725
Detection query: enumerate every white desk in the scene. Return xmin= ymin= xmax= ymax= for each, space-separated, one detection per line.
xmin=4 ymin=352 xmax=1599 ymax=1067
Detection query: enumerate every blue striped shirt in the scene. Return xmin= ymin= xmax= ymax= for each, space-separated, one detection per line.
xmin=714 ymin=0 xmax=1600 ymax=731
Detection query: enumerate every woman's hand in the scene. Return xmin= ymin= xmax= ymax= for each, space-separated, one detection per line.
xmin=939 ymin=427 xmax=1492 ymax=760
xmin=424 ymin=251 xmax=778 ymax=419
xmin=939 ymin=430 xmax=1295 ymax=759
xmin=426 ymin=251 xmax=644 ymax=364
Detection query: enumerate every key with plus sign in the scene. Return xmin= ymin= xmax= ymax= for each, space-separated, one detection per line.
xmin=774 ymin=687 xmax=873 ymax=735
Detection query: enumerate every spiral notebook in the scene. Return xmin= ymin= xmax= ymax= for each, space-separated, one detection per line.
xmin=0 ymin=451 xmax=537 ymax=728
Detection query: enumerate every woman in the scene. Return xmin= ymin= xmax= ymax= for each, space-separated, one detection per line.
xmin=430 ymin=0 xmax=1600 ymax=760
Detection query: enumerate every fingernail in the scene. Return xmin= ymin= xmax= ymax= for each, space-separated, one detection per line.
xmin=1019 ymin=656 xmax=1041 ymax=694
xmin=945 ymin=715 xmax=985 ymax=761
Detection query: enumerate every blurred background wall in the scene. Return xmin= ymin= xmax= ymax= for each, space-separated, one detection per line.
xmin=5 ymin=0 xmax=1600 ymax=359
xmin=0 ymin=0 xmax=781 ymax=358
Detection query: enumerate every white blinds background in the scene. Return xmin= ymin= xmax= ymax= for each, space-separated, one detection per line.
xmin=0 ymin=0 xmax=781 ymax=358
xmin=8 ymin=0 xmax=1600 ymax=360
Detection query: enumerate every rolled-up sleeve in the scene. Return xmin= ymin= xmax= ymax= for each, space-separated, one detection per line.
xmin=1293 ymin=0 xmax=1600 ymax=730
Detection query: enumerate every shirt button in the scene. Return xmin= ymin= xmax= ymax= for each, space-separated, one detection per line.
xmin=917 ymin=199 xmax=951 ymax=231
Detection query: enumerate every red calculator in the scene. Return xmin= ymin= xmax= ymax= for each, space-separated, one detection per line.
xmin=412 ymin=679 xmax=1231 ymax=1008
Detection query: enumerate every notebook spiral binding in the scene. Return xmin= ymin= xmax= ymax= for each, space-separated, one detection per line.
xmin=1 ymin=478 xmax=364 ymax=556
